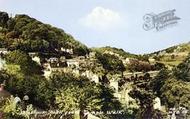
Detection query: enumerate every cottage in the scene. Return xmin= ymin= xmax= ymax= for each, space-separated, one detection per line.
xmin=28 ymin=52 xmax=37 ymax=57
xmin=28 ymin=52 xmax=41 ymax=65
xmin=153 ymin=97 xmax=161 ymax=110
xmin=66 ymin=59 xmax=80 ymax=68
xmin=43 ymin=59 xmax=68 ymax=78
xmin=148 ymin=58 xmax=155 ymax=63
xmin=124 ymin=58 xmax=131 ymax=64
xmin=82 ymin=71 xmax=99 ymax=83
xmin=47 ymin=57 xmax=59 ymax=63
xmin=0 ymin=48 xmax=8 ymax=55
xmin=0 ymin=58 xmax=5 ymax=70
xmin=61 ymin=47 xmax=73 ymax=54
xmin=110 ymin=80 xmax=119 ymax=93
xmin=89 ymin=52 xmax=96 ymax=58
xmin=60 ymin=56 xmax=66 ymax=62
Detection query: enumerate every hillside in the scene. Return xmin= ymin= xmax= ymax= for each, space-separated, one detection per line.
xmin=91 ymin=46 xmax=138 ymax=59
xmin=148 ymin=42 xmax=190 ymax=68
xmin=0 ymin=11 xmax=89 ymax=56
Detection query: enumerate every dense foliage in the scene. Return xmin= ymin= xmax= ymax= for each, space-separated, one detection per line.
xmin=95 ymin=52 xmax=126 ymax=74
xmin=173 ymin=55 xmax=190 ymax=82
xmin=0 ymin=11 xmax=89 ymax=56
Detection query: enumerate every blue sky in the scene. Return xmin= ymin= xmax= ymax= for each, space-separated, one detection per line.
xmin=0 ymin=0 xmax=190 ymax=54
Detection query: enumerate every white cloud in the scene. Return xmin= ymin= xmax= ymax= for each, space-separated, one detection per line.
xmin=80 ymin=7 xmax=122 ymax=31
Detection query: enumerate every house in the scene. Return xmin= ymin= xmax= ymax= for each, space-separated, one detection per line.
xmin=60 ymin=56 xmax=66 ymax=62
xmin=61 ymin=47 xmax=73 ymax=54
xmin=81 ymin=71 xmax=99 ymax=83
xmin=78 ymin=56 xmax=86 ymax=60
xmin=110 ymin=80 xmax=119 ymax=93
xmin=0 ymin=58 xmax=5 ymax=70
xmin=153 ymin=97 xmax=161 ymax=110
xmin=47 ymin=57 xmax=59 ymax=63
xmin=28 ymin=52 xmax=37 ymax=57
xmin=0 ymin=48 xmax=8 ymax=55
xmin=28 ymin=52 xmax=41 ymax=65
xmin=148 ymin=58 xmax=155 ymax=63
xmin=43 ymin=58 xmax=68 ymax=78
xmin=123 ymin=58 xmax=131 ymax=64
xmin=32 ymin=56 xmax=41 ymax=65
xmin=66 ymin=59 xmax=80 ymax=69
xmin=89 ymin=52 xmax=96 ymax=58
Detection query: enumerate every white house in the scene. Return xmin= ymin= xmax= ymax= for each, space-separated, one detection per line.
xmin=66 ymin=59 xmax=80 ymax=68
xmin=82 ymin=70 xmax=99 ymax=83
xmin=110 ymin=80 xmax=119 ymax=93
xmin=47 ymin=57 xmax=59 ymax=63
xmin=0 ymin=48 xmax=8 ymax=54
xmin=61 ymin=47 xmax=73 ymax=54
xmin=153 ymin=97 xmax=161 ymax=110
xmin=148 ymin=58 xmax=155 ymax=63
xmin=0 ymin=58 xmax=5 ymax=70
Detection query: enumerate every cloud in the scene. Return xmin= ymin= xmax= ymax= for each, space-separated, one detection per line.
xmin=80 ymin=7 xmax=123 ymax=31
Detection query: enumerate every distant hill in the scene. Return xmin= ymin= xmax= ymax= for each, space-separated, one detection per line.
xmin=0 ymin=11 xmax=89 ymax=56
xmin=150 ymin=42 xmax=190 ymax=55
xmin=148 ymin=42 xmax=190 ymax=67
xmin=91 ymin=46 xmax=138 ymax=59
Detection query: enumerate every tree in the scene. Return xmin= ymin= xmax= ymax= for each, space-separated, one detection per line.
xmin=173 ymin=55 xmax=190 ymax=82
xmin=50 ymin=72 xmax=122 ymax=119
xmin=129 ymin=74 xmax=164 ymax=119
xmin=7 ymin=18 xmax=16 ymax=31
xmin=98 ymin=85 xmax=122 ymax=113
xmin=150 ymin=68 xmax=171 ymax=96
xmin=129 ymin=88 xmax=156 ymax=119
xmin=96 ymin=52 xmax=126 ymax=74
xmin=0 ymin=12 xmax=9 ymax=28
xmin=2 ymin=67 xmax=53 ymax=110
xmin=127 ymin=59 xmax=151 ymax=72
xmin=153 ymin=62 xmax=166 ymax=70
xmin=160 ymin=78 xmax=190 ymax=109
xmin=50 ymin=73 xmax=102 ymax=119
xmin=5 ymin=50 xmax=43 ymax=75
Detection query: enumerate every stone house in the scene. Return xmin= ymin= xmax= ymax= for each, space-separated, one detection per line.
xmin=28 ymin=52 xmax=41 ymax=65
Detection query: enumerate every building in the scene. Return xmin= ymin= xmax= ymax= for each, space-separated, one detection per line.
xmin=81 ymin=70 xmax=99 ymax=83
xmin=89 ymin=52 xmax=96 ymax=58
xmin=29 ymin=52 xmax=41 ymax=65
xmin=47 ymin=57 xmax=59 ymax=63
xmin=0 ymin=48 xmax=8 ymax=55
xmin=66 ymin=59 xmax=80 ymax=69
xmin=0 ymin=58 xmax=5 ymax=70
xmin=148 ymin=58 xmax=155 ymax=63
xmin=61 ymin=47 xmax=73 ymax=54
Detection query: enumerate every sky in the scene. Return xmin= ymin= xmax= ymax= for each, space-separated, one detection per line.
xmin=0 ymin=0 xmax=190 ymax=54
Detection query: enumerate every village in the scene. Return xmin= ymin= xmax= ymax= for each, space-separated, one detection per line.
xmin=0 ymin=48 xmax=160 ymax=105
